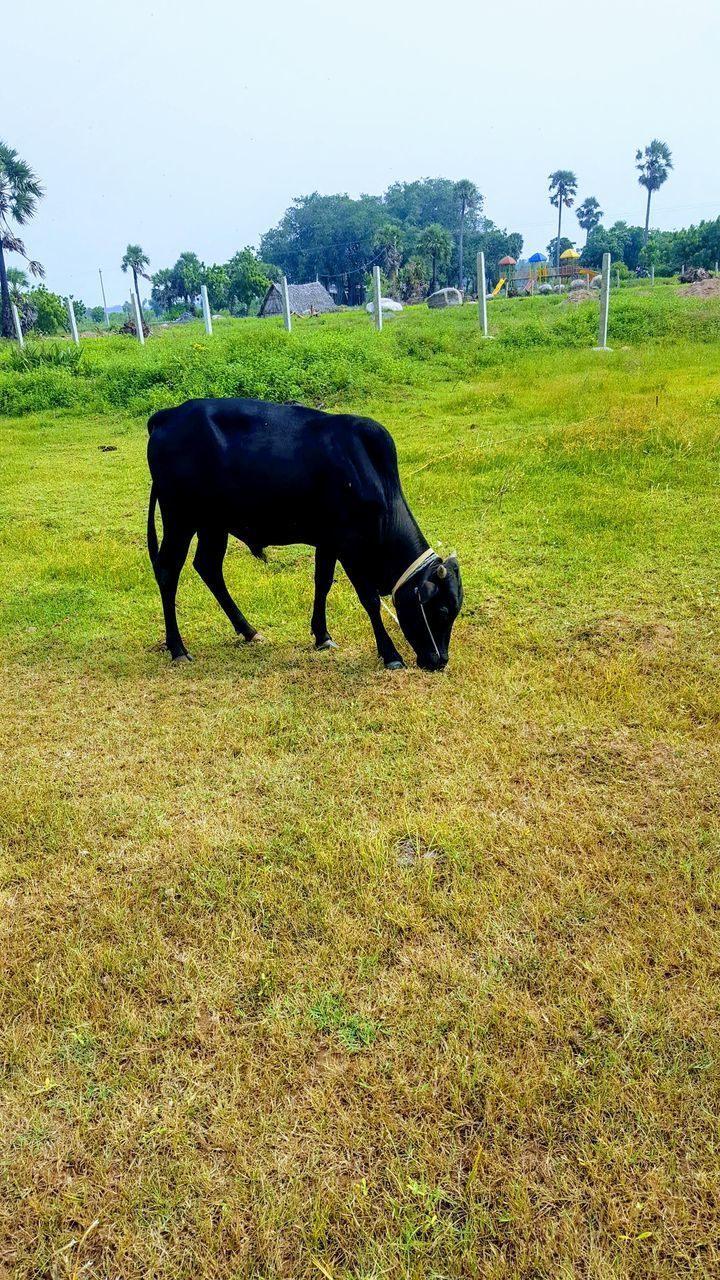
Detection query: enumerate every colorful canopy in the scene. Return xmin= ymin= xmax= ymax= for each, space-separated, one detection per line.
xmin=560 ymin=248 xmax=581 ymax=260
xmin=499 ymin=255 xmax=517 ymax=266
xmin=528 ymin=252 xmax=547 ymax=263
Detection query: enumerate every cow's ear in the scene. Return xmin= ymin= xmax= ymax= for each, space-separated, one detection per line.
xmin=418 ymin=580 xmax=438 ymax=604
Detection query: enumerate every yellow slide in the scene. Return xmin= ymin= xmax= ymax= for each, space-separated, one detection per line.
xmin=489 ymin=277 xmax=506 ymax=298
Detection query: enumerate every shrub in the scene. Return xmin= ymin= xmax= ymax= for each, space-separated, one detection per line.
xmin=27 ymin=287 xmax=68 ymax=336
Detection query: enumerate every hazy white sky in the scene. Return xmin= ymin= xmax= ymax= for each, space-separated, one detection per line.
xmin=6 ymin=0 xmax=718 ymax=305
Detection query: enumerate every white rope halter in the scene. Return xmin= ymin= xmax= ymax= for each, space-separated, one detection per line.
xmin=380 ymin=548 xmax=440 ymax=631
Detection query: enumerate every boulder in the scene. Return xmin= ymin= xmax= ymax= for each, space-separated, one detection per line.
xmin=366 ymin=298 xmax=403 ymax=314
xmin=427 ymin=287 xmax=463 ymax=309
xmin=537 ymin=283 xmax=553 ymax=295
xmin=569 ymin=278 xmax=586 ymax=291
xmin=679 ymin=267 xmax=708 ymax=284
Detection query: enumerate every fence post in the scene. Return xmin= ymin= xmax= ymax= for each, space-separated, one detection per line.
xmin=477 ymin=251 xmax=488 ymax=337
xmin=200 ymin=284 xmax=213 ymax=336
xmin=131 ymin=289 xmax=145 ymax=346
xmin=280 ymin=276 xmax=292 ymax=333
xmin=373 ymin=265 xmax=383 ymax=332
xmin=650 ymin=265 xmax=655 ymax=287
xmin=99 ymin=268 xmax=110 ymax=327
xmin=11 ymin=302 xmax=24 ymax=348
xmin=67 ymin=297 xmax=80 ymax=345
xmin=593 ymin=253 xmax=612 ymax=352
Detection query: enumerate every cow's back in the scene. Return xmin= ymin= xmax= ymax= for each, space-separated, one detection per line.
xmin=147 ymin=398 xmax=400 ymax=551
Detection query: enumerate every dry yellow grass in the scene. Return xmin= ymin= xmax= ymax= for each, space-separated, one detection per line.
xmin=1 ymin=320 xmax=719 ymax=1278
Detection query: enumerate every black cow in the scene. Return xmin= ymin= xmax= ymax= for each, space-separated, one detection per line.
xmin=146 ymin=398 xmax=462 ymax=671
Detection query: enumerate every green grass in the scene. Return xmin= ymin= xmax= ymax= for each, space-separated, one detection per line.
xmin=1 ymin=297 xmax=720 ymax=1278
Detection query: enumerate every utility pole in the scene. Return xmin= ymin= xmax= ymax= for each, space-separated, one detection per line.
xmin=98 ymin=268 xmax=110 ymax=327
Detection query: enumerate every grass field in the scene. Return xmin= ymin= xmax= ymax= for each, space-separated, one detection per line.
xmin=1 ymin=294 xmax=719 ymax=1278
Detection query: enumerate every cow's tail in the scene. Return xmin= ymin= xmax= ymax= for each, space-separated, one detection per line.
xmin=147 ymin=484 xmax=159 ymax=565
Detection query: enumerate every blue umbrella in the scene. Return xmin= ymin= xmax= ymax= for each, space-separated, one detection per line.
xmin=528 ymin=252 xmax=547 ymax=263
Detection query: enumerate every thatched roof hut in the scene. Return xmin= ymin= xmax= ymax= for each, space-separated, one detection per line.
xmin=259 ymin=281 xmax=337 ymax=318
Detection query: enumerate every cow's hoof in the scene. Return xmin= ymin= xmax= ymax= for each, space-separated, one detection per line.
xmin=172 ymin=652 xmax=193 ymax=663
xmin=246 ymin=632 xmax=267 ymax=643
xmin=315 ymin=638 xmax=338 ymax=651
xmin=385 ymin=659 xmax=405 ymax=670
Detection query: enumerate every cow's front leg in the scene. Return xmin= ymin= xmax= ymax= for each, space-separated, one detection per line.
xmin=341 ymin=560 xmax=404 ymax=669
xmin=311 ymin=548 xmax=338 ymax=650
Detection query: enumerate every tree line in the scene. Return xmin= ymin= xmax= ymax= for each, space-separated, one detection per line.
xmin=2 ymin=134 xmax=718 ymax=339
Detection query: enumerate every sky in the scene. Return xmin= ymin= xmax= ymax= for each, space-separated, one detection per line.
xmin=5 ymin=0 xmax=719 ymax=306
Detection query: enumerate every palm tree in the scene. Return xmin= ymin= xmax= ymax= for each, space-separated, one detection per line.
xmin=0 ymin=141 xmax=44 ymax=338
xmin=417 ymin=224 xmax=453 ymax=293
xmin=636 ymin=140 xmax=673 ymax=244
xmin=372 ymin=222 xmax=405 ymax=295
xmin=7 ymin=267 xmax=28 ymax=302
xmin=548 ymin=170 xmax=578 ymax=270
xmin=121 ymin=244 xmax=151 ymax=305
xmin=576 ymin=196 xmax=603 ymax=246
xmin=454 ymin=179 xmax=480 ymax=290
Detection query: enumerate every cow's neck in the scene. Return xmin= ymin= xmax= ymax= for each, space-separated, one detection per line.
xmin=377 ymin=499 xmax=430 ymax=596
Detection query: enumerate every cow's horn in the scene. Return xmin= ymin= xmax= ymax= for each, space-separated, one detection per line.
xmin=436 ymin=563 xmax=448 ymax=579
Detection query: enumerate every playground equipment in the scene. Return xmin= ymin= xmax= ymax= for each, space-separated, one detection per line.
xmin=488 ymin=277 xmax=506 ymax=298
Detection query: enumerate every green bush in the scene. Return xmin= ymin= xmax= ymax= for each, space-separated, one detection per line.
xmin=1 ymin=289 xmax=718 ymax=419
xmin=27 ymin=287 xmax=68 ymax=336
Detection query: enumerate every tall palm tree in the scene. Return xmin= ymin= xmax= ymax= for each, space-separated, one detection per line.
xmin=636 ymin=140 xmax=673 ymax=244
xmin=548 ymin=170 xmax=578 ymax=270
xmin=121 ymin=244 xmax=151 ymax=305
xmin=0 ymin=141 xmax=44 ymax=338
xmin=454 ymin=179 xmax=480 ymax=290
xmin=417 ymin=223 xmax=453 ymax=293
xmin=576 ymin=196 xmax=603 ymax=246
xmin=372 ymin=222 xmax=405 ymax=295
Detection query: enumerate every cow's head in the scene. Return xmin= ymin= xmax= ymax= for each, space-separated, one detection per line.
xmin=395 ymin=553 xmax=463 ymax=671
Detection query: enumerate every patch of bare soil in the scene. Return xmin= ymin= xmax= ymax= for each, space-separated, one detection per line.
xmin=569 ymin=612 xmax=675 ymax=655
xmin=679 ymin=276 xmax=720 ymax=298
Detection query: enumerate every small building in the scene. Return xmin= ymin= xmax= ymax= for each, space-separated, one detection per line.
xmin=258 ymin=281 xmax=337 ymax=318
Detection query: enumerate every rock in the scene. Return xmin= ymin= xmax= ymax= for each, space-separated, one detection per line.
xmin=118 ymin=316 xmax=150 ymax=338
xmin=569 ymin=278 xmax=586 ymax=290
xmin=173 ymin=310 xmax=197 ymax=324
xmin=366 ymin=298 xmax=403 ymax=314
xmin=679 ymin=267 xmax=708 ymax=284
xmin=590 ymin=275 xmax=602 ymax=288
xmin=427 ymin=287 xmax=463 ymax=309
xmin=538 ymin=283 xmax=553 ymax=295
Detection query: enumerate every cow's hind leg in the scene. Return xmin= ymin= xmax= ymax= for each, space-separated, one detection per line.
xmin=154 ymin=521 xmax=194 ymax=660
xmin=341 ymin=557 xmax=404 ymax=669
xmin=311 ymin=548 xmax=337 ymax=650
xmin=194 ymin=529 xmax=259 ymax=642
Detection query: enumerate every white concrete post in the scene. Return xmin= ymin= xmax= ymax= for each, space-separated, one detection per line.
xmin=67 ymin=297 xmax=80 ymax=345
xmin=593 ymin=252 xmax=612 ymax=352
xmin=99 ymin=268 xmax=110 ymax=326
xmin=200 ymin=284 xmax=213 ymax=336
xmin=280 ymin=276 xmax=292 ymax=333
xmin=715 ymin=261 xmax=719 ymax=274
xmin=650 ymin=265 xmax=655 ymax=287
xmin=11 ymin=302 xmax=24 ymax=348
xmin=477 ymin=251 xmax=488 ymax=337
xmin=373 ymin=265 xmax=382 ymax=332
xmin=131 ymin=288 xmax=145 ymax=346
